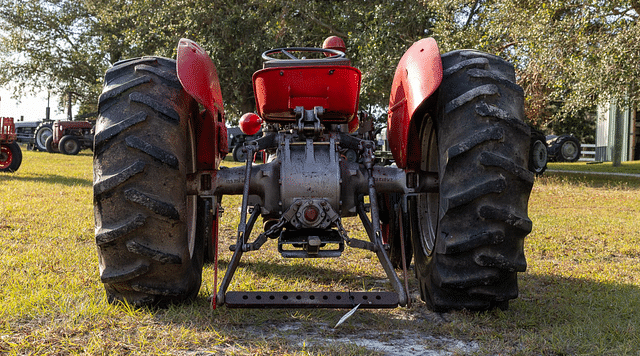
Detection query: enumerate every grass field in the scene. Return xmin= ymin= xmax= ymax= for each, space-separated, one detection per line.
xmin=1 ymin=149 xmax=639 ymax=355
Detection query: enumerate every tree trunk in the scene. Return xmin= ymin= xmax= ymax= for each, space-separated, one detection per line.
xmin=612 ymin=103 xmax=625 ymax=167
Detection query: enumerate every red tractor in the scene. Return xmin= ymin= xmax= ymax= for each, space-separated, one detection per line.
xmin=46 ymin=120 xmax=94 ymax=155
xmin=93 ymin=36 xmax=533 ymax=311
xmin=1 ymin=116 xmax=22 ymax=172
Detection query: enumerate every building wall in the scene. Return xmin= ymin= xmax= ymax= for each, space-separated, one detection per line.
xmin=596 ymin=101 xmax=636 ymax=162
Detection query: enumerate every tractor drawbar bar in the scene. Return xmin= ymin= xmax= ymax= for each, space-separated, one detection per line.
xmin=225 ymin=291 xmax=399 ymax=308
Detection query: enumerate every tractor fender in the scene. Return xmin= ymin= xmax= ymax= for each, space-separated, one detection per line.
xmin=387 ymin=38 xmax=442 ymax=169
xmin=177 ymin=38 xmax=227 ymax=169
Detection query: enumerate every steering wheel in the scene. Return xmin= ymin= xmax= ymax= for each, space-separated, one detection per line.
xmin=261 ymin=47 xmax=345 ymax=62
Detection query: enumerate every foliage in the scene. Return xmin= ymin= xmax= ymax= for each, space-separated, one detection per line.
xmin=429 ymin=0 xmax=640 ymax=130
xmin=0 ymin=0 xmax=107 ymax=116
xmin=0 ymin=0 xmax=436 ymax=123
xmin=2 ymin=0 xmax=639 ymax=128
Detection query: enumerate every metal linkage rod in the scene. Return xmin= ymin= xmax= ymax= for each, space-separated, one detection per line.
xmin=361 ymin=142 xmax=408 ymax=307
xmin=216 ymin=144 xmax=255 ymax=306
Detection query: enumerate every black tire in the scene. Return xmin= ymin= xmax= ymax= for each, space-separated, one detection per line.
xmin=0 ymin=142 xmax=22 ymax=172
xmin=528 ymin=129 xmax=548 ymax=175
xmin=34 ymin=122 xmax=53 ymax=152
xmin=379 ymin=193 xmax=412 ymax=269
xmin=410 ymin=50 xmax=534 ymax=311
xmin=232 ymin=144 xmax=246 ymax=162
xmin=555 ymin=135 xmax=581 ymax=162
xmin=93 ymin=56 xmax=204 ymax=306
xmin=59 ymin=135 xmax=81 ymax=155
xmin=45 ymin=136 xmax=58 ymax=153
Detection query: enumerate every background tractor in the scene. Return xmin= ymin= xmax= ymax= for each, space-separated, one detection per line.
xmin=46 ymin=120 xmax=94 ymax=155
xmin=227 ymin=126 xmax=262 ymax=162
xmin=93 ymin=36 xmax=533 ymax=311
xmin=1 ymin=116 xmax=21 ymax=172
xmin=14 ymin=119 xmax=53 ymax=152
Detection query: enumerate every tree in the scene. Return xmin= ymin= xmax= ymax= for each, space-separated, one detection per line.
xmin=1 ymin=0 xmax=438 ymax=123
xmin=0 ymin=0 xmax=109 ymax=116
xmin=429 ymin=0 xmax=640 ymax=131
xmin=93 ymin=0 xmax=437 ymax=121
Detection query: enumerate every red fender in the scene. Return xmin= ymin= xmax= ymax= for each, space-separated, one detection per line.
xmin=176 ymin=38 xmax=227 ymax=169
xmin=176 ymin=39 xmax=225 ymax=309
xmin=387 ymin=38 xmax=442 ymax=169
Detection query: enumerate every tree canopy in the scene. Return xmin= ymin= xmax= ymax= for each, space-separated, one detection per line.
xmin=1 ymin=0 xmax=639 ymax=128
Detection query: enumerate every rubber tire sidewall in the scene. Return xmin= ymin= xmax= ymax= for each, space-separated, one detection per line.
xmin=0 ymin=142 xmax=22 ymax=172
xmin=45 ymin=136 xmax=59 ymax=153
xmin=34 ymin=123 xmax=53 ymax=152
xmin=232 ymin=144 xmax=246 ymax=162
xmin=411 ymin=50 xmax=533 ymax=311
xmin=59 ymin=135 xmax=81 ymax=155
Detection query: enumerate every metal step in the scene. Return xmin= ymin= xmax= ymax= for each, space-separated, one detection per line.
xmin=225 ymin=291 xmax=399 ymax=308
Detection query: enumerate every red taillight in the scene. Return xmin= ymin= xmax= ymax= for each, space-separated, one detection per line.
xmin=239 ymin=113 xmax=262 ymax=135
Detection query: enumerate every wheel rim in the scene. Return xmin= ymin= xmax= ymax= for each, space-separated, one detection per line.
xmin=37 ymin=128 xmax=52 ymax=148
xmin=561 ymin=141 xmax=578 ymax=160
xmin=63 ymin=139 xmax=79 ymax=153
xmin=532 ymin=140 xmax=547 ymax=172
xmin=417 ymin=120 xmax=439 ymax=256
xmin=0 ymin=145 xmax=12 ymax=169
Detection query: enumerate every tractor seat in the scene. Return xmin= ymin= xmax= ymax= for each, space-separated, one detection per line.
xmin=252 ymin=64 xmax=361 ymax=123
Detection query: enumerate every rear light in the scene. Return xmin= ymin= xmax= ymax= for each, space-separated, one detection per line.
xmin=239 ymin=113 xmax=262 ymax=135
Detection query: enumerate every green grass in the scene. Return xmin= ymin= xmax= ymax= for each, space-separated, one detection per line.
xmin=548 ymin=161 xmax=640 ymax=174
xmin=1 ymin=148 xmax=640 ymax=355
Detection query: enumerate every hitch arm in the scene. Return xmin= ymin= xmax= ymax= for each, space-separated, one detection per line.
xmin=361 ymin=142 xmax=408 ymax=307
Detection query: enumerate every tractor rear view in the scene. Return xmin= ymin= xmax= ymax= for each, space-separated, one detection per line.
xmin=93 ymin=36 xmax=533 ymax=311
xmin=1 ymin=116 xmax=22 ymax=173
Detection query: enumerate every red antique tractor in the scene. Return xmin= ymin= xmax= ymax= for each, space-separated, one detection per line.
xmin=93 ymin=36 xmax=533 ymax=311
xmin=46 ymin=120 xmax=94 ymax=155
xmin=1 ymin=116 xmax=22 ymax=173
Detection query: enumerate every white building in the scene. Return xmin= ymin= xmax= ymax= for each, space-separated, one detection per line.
xmin=596 ymin=102 xmax=639 ymax=162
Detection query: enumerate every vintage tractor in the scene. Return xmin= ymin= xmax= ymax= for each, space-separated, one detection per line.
xmin=1 ymin=116 xmax=22 ymax=172
xmin=46 ymin=120 xmax=94 ymax=155
xmin=93 ymin=36 xmax=533 ymax=311
xmin=14 ymin=119 xmax=53 ymax=152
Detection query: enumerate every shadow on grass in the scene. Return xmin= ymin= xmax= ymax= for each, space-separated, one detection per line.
xmin=218 ymin=257 xmax=391 ymax=289
xmin=142 ymin=264 xmax=640 ymax=355
xmin=0 ymin=173 xmax=92 ymax=187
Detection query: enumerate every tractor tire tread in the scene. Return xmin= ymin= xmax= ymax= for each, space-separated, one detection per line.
xmin=94 ymin=112 xmax=147 ymax=155
xmin=94 ymin=160 xmax=146 ymax=197
xmin=94 ymin=55 xmax=203 ymax=306
xmin=124 ymin=136 xmax=179 ymax=169
xmin=412 ymin=50 xmax=532 ymax=311
xmin=95 ymin=214 xmax=147 ymax=246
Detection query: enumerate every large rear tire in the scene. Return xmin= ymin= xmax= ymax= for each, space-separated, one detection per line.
xmin=411 ymin=50 xmax=534 ymax=311
xmin=93 ymin=56 xmax=204 ymax=306
xmin=34 ymin=122 xmax=53 ymax=152
xmin=0 ymin=142 xmax=22 ymax=172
